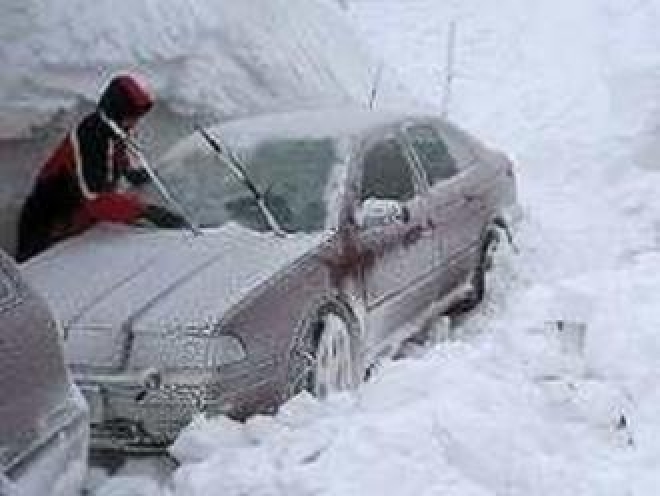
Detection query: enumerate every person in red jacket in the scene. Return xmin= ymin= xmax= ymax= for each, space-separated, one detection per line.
xmin=16 ymin=74 xmax=185 ymax=262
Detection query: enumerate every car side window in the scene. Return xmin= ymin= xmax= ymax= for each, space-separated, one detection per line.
xmin=436 ymin=123 xmax=478 ymax=171
xmin=360 ymin=138 xmax=416 ymax=202
xmin=406 ymin=125 xmax=458 ymax=184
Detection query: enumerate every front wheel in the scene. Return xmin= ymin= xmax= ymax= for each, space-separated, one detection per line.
xmin=288 ymin=308 xmax=359 ymax=399
xmin=312 ymin=313 xmax=356 ymax=398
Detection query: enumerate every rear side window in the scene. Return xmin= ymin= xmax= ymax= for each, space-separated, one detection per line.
xmin=360 ymin=138 xmax=416 ymax=202
xmin=437 ymin=123 xmax=478 ymax=170
xmin=406 ymin=125 xmax=458 ymax=184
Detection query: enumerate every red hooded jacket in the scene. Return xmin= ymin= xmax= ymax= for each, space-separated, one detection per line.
xmin=17 ymin=75 xmax=154 ymax=262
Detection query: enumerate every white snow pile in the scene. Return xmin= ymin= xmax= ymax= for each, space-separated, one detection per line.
xmin=56 ymin=0 xmax=660 ymax=494
xmin=0 ymin=0 xmax=388 ymax=139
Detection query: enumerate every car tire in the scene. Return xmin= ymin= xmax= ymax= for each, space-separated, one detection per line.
xmin=287 ymin=304 xmax=359 ymax=399
xmin=451 ymin=228 xmax=500 ymax=314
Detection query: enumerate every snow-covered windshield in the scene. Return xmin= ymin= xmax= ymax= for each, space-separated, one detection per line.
xmin=151 ymin=136 xmax=344 ymax=233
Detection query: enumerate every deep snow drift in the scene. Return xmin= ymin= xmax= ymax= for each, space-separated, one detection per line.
xmin=0 ymin=0 xmax=384 ymax=139
xmin=10 ymin=0 xmax=660 ymax=494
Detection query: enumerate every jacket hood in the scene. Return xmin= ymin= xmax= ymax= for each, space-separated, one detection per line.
xmin=98 ymin=74 xmax=153 ymax=122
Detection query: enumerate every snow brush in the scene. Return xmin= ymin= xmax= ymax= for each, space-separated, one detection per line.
xmin=195 ymin=125 xmax=286 ymax=238
xmin=99 ymin=112 xmax=202 ymax=237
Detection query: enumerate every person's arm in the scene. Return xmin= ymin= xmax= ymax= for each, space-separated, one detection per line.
xmin=141 ymin=204 xmax=187 ymax=228
xmin=64 ymin=191 xmax=147 ymax=238
xmin=114 ymin=139 xmax=151 ymax=186
xmin=73 ymin=194 xmax=185 ymax=231
xmin=83 ymin=192 xmax=146 ymax=223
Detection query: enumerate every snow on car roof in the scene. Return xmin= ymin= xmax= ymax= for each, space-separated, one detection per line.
xmin=161 ymin=106 xmax=440 ymax=162
xmin=216 ymin=106 xmax=436 ymax=137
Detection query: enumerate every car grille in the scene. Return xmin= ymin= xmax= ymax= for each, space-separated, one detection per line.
xmin=80 ymin=361 xmax=276 ymax=452
xmin=85 ymin=382 xmax=237 ymax=452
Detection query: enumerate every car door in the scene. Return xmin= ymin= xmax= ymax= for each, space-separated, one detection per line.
xmin=354 ymin=131 xmax=435 ymax=345
xmin=403 ymin=122 xmax=482 ymax=292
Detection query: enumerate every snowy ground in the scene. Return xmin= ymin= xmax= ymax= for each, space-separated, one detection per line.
xmin=21 ymin=0 xmax=660 ymax=494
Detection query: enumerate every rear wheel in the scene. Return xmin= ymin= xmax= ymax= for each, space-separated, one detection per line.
xmin=451 ymin=229 xmax=500 ymax=314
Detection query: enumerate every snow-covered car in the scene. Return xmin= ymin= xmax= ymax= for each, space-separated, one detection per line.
xmin=0 ymin=250 xmax=88 ymax=495
xmin=22 ymin=107 xmax=517 ymax=452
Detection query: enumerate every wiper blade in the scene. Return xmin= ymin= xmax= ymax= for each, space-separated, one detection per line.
xmin=195 ymin=125 xmax=286 ymax=237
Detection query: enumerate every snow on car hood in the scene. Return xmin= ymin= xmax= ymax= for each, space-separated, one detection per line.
xmin=22 ymin=223 xmax=324 ymax=332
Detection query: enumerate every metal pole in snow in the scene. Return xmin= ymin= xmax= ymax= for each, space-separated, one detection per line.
xmin=441 ymin=21 xmax=457 ymax=118
xmin=368 ymin=63 xmax=384 ymax=110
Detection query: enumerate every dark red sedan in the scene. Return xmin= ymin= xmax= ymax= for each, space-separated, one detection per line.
xmin=23 ymin=107 xmax=517 ymax=452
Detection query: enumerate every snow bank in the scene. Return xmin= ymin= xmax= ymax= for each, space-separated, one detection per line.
xmin=154 ymin=242 xmax=660 ymax=496
xmin=0 ymin=0 xmax=384 ymax=139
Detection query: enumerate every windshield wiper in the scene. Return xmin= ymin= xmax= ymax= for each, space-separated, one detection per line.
xmin=195 ymin=125 xmax=286 ymax=237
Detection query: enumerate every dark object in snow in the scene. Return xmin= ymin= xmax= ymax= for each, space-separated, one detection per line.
xmin=616 ymin=414 xmax=627 ymax=430
xmin=616 ymin=413 xmax=635 ymax=447
xmin=15 ymin=73 xmax=182 ymax=262
xmin=22 ymin=107 xmax=518 ymax=453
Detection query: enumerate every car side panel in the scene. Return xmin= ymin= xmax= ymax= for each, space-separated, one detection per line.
xmin=347 ymin=129 xmax=437 ymax=349
xmin=428 ymin=121 xmax=511 ymax=285
xmin=218 ymin=245 xmax=339 ymax=410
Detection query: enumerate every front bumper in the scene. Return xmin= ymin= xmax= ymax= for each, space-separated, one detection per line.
xmin=78 ymin=364 xmax=277 ymax=453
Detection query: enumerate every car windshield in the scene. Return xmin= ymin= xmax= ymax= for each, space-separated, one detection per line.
xmin=149 ymin=135 xmax=345 ymax=233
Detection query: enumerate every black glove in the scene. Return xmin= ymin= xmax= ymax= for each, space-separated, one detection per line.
xmin=124 ymin=168 xmax=151 ymax=187
xmin=142 ymin=205 xmax=188 ymax=228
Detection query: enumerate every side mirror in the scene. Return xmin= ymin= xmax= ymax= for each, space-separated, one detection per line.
xmin=357 ymin=198 xmax=410 ymax=229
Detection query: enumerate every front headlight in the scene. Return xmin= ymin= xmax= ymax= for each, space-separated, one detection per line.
xmin=130 ymin=332 xmax=247 ymax=370
xmin=207 ymin=334 xmax=246 ymax=367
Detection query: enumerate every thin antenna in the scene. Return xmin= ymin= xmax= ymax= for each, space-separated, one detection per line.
xmin=368 ymin=63 xmax=384 ymax=110
xmin=441 ymin=21 xmax=457 ymax=118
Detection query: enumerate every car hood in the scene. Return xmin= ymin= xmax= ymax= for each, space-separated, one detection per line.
xmin=22 ymin=223 xmax=324 ymax=333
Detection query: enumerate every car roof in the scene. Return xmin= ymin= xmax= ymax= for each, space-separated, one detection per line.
xmin=214 ymin=106 xmax=441 ymax=139
xmin=162 ymin=106 xmax=444 ymax=163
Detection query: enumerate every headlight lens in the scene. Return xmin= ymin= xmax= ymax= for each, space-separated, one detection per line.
xmin=131 ymin=332 xmax=247 ymax=369
xmin=207 ymin=334 xmax=246 ymax=367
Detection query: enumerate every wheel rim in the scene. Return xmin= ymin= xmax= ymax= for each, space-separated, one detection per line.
xmin=313 ymin=313 xmax=354 ymax=398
